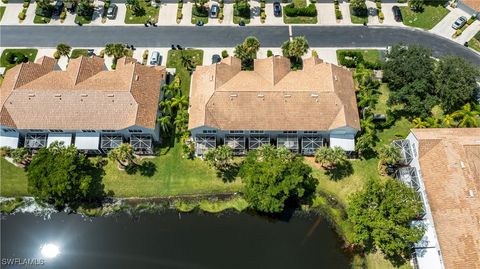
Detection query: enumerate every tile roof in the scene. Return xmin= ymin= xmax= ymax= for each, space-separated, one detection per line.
xmin=0 ymin=56 xmax=166 ymax=130
xmin=188 ymin=56 xmax=360 ymax=131
xmin=412 ymin=128 xmax=480 ymax=269
xmin=461 ymin=0 xmax=480 ymax=11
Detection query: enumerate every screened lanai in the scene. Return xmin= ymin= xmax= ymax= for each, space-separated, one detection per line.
xmin=248 ymin=135 xmax=270 ymax=150
xmin=392 ymin=139 xmax=414 ymax=165
xmin=100 ymin=134 xmax=123 ymax=151
xmin=277 ymin=136 xmax=299 ymax=153
xmin=396 ymin=166 xmax=421 ymax=190
xmin=301 ymin=136 xmax=323 ymax=155
xmin=225 ymin=135 xmax=246 ymax=155
xmin=130 ymin=134 xmax=153 ymax=155
xmin=24 ymin=133 xmax=48 ymax=149
xmin=195 ymin=135 xmax=216 ymax=156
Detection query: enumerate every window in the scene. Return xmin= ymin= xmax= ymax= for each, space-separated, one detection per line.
xmin=128 ymin=129 xmax=143 ymax=133
xmin=30 ymin=129 xmax=44 ymax=132
xmin=82 ymin=130 xmax=96 ymax=133
xmin=412 ymin=143 xmax=417 ymax=158
xmin=102 ymin=130 xmax=115 ymax=133
xmin=250 ymin=130 xmax=264 ymax=134
xmin=49 ymin=129 xmax=63 ymax=133
xmin=283 ymin=131 xmax=297 ymax=134
xmin=229 ymin=130 xmax=244 ymax=134
xmin=202 ymin=130 xmax=217 ymax=134
xmin=1 ymin=128 xmax=16 ymax=133
xmin=303 ymin=131 xmax=318 ymax=134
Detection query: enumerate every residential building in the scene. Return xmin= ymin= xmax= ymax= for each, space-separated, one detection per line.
xmin=457 ymin=0 xmax=480 ymax=16
xmin=188 ymin=56 xmax=360 ymax=156
xmin=393 ymin=128 xmax=480 ymax=269
xmin=0 ymin=56 xmax=166 ymax=154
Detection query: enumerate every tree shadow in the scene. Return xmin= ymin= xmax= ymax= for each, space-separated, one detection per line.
xmin=324 ymin=161 xmax=354 ymax=181
xmin=218 ymin=163 xmax=240 ymax=183
xmin=138 ymin=161 xmax=157 ymax=177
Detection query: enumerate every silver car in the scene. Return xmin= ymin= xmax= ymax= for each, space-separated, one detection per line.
xmin=149 ymin=51 xmax=161 ymax=66
xmin=452 ymin=16 xmax=467 ymax=30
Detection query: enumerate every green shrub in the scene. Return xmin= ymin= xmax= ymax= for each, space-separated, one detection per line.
xmin=221 ymin=50 xmax=229 ymax=58
xmin=18 ymin=11 xmax=26 ymax=20
xmin=6 ymin=52 xmax=28 ymax=64
xmin=376 ymin=2 xmax=381 ymax=9
xmin=111 ymin=63 xmax=116 ymax=70
xmin=378 ymin=11 xmax=384 ymax=20
xmin=23 ymin=1 xmax=29 ymax=8
xmin=261 ymin=2 xmax=265 ymax=8
xmin=0 ymin=146 xmax=12 ymax=157
xmin=192 ymin=6 xmax=208 ymax=17
xmin=178 ymin=2 xmax=183 ymax=8
xmin=284 ymin=3 xmax=317 ymax=17
xmin=455 ymin=29 xmax=463 ymax=36
xmin=338 ymin=50 xmax=363 ymax=68
xmin=467 ymin=17 xmax=475 ymax=25
xmin=260 ymin=11 xmax=266 ymax=20
xmin=60 ymin=10 xmax=66 ymax=20
xmin=220 ymin=2 xmax=224 ymax=8
xmin=267 ymin=50 xmax=273 ymax=57
xmin=142 ymin=49 xmax=149 ymax=60
xmin=334 ymin=0 xmax=339 ymax=5
xmin=311 ymin=49 xmax=318 ymax=58
xmin=219 ymin=11 xmax=224 ymax=19
xmin=176 ymin=9 xmax=183 ymax=20
xmin=53 ymin=50 xmax=60 ymax=59
xmin=335 ymin=9 xmax=342 ymax=19
xmin=234 ymin=2 xmax=250 ymax=18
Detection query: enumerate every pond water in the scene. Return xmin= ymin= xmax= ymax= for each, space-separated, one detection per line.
xmin=1 ymin=211 xmax=351 ymax=269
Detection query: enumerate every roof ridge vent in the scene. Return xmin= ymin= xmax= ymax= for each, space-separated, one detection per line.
xmin=54 ymin=94 xmax=62 ymax=97
xmin=284 ymin=94 xmax=291 ymax=98
xmin=81 ymin=94 xmax=88 ymax=97
xmin=334 ymin=75 xmax=338 ymax=81
xmin=311 ymin=93 xmax=319 ymax=97
xmin=257 ymin=94 xmax=265 ymax=98
xmin=107 ymin=94 xmax=115 ymax=97
xmin=28 ymin=94 xmax=36 ymax=97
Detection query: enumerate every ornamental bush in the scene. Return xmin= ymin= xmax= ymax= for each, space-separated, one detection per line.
xmin=23 ymin=1 xmax=29 ymax=8
xmin=192 ymin=5 xmax=208 ymax=17
xmin=6 ymin=52 xmax=27 ymax=64
xmin=219 ymin=11 xmax=224 ymax=19
xmin=267 ymin=50 xmax=273 ymax=57
xmin=221 ymin=50 xmax=229 ymax=58
xmin=338 ymin=50 xmax=364 ymax=68
xmin=261 ymin=1 xmax=265 ymax=8
xmin=378 ymin=11 xmax=384 ymax=20
xmin=335 ymin=9 xmax=342 ymax=19
xmin=18 ymin=11 xmax=26 ymax=20
xmin=284 ymin=3 xmax=317 ymax=17
xmin=60 ymin=11 xmax=66 ymax=20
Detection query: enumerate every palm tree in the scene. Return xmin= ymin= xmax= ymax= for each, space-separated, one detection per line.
xmin=442 ymin=114 xmax=455 ymax=128
xmin=354 ymin=64 xmax=374 ymax=86
xmin=158 ymin=115 xmax=173 ymax=133
xmin=174 ymin=110 xmax=189 ymax=133
xmin=412 ymin=117 xmax=427 ymax=128
xmin=425 ymin=117 xmax=441 ymax=128
xmin=159 ymin=99 xmax=172 ymax=115
xmin=105 ymin=43 xmax=127 ymax=60
xmin=451 ymin=103 xmax=479 ymax=128
xmin=360 ymin=116 xmax=376 ymax=134
xmin=56 ymin=43 xmax=72 ymax=59
xmin=108 ymin=143 xmax=135 ymax=169
xmin=378 ymin=144 xmax=401 ymax=166
xmin=180 ymin=53 xmax=195 ymax=72
xmin=357 ymin=87 xmax=378 ymax=109
xmin=171 ymin=94 xmax=189 ymax=111
xmin=314 ymin=146 xmax=346 ymax=169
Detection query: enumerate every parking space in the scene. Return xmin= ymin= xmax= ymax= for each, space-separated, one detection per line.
xmin=317 ymin=3 xmax=336 ymax=25
xmin=381 ymin=3 xmax=407 ymax=26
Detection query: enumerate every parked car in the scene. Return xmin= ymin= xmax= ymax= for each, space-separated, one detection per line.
xmin=452 ymin=16 xmax=467 ymax=29
xmin=273 ymin=2 xmax=281 ymax=17
xmin=212 ymin=54 xmax=221 ymax=64
xmin=106 ymin=4 xmax=118 ymax=19
xmin=392 ymin=6 xmax=402 ymax=22
xmin=53 ymin=1 xmax=64 ymax=16
xmin=210 ymin=4 xmax=219 ymax=18
xmin=149 ymin=51 xmax=161 ymax=66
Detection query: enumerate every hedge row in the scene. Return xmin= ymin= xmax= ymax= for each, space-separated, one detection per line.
xmin=284 ymin=3 xmax=317 ymax=17
xmin=338 ymin=50 xmax=381 ymax=69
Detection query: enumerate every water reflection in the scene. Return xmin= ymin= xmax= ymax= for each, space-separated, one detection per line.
xmin=40 ymin=243 xmax=60 ymax=259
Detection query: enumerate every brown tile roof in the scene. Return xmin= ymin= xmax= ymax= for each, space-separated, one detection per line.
xmin=0 ymin=56 xmax=166 ymax=130
xmin=461 ymin=0 xmax=480 ymax=11
xmin=188 ymin=56 xmax=360 ymax=131
xmin=412 ymin=128 xmax=480 ymax=269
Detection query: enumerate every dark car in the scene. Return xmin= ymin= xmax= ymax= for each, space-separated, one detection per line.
xmin=106 ymin=3 xmax=118 ymax=19
xmin=452 ymin=16 xmax=467 ymax=30
xmin=210 ymin=4 xmax=219 ymax=18
xmin=53 ymin=1 xmax=64 ymax=16
xmin=212 ymin=54 xmax=221 ymax=64
xmin=392 ymin=6 xmax=402 ymax=22
xmin=273 ymin=2 xmax=281 ymax=17
xmin=196 ymin=20 xmax=204 ymax=26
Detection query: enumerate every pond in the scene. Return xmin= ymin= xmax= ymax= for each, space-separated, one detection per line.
xmin=1 ymin=211 xmax=351 ymax=269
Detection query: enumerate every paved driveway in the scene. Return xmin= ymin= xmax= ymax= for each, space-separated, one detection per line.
xmin=430 ymin=7 xmax=469 ymax=39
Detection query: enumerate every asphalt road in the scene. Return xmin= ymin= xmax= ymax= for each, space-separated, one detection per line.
xmin=1 ymin=25 xmax=479 ymax=64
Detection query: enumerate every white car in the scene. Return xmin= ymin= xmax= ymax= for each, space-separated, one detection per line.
xmin=149 ymin=51 xmax=161 ymax=65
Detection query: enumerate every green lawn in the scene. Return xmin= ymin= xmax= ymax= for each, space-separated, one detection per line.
xmin=75 ymin=14 xmax=93 ymax=24
xmin=166 ymin=49 xmax=204 ymax=96
xmin=349 ymin=6 xmax=368 ymax=24
xmin=125 ymin=1 xmax=160 ymax=24
xmin=70 ymin=49 xmax=89 ymax=59
xmin=468 ymin=32 xmax=480 ymax=53
xmin=400 ymin=1 xmax=449 ymax=29
xmin=336 ymin=49 xmax=382 ymax=66
xmin=191 ymin=7 xmax=209 ymax=24
xmin=33 ymin=14 xmax=52 ymax=24
xmin=376 ymin=117 xmax=411 ymax=149
xmin=0 ymin=158 xmax=28 ymax=197
xmin=283 ymin=0 xmax=317 ymax=24
xmin=0 ymin=49 xmax=38 ymax=70
xmin=103 ymin=142 xmax=243 ymax=197
xmin=0 ymin=6 xmax=6 ymax=22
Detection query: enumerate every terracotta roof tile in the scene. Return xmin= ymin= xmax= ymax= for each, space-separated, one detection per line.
xmin=412 ymin=128 xmax=480 ymax=269
xmin=188 ymin=56 xmax=360 ymax=131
